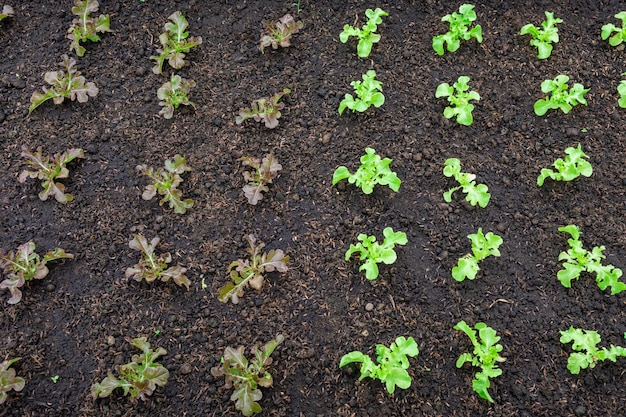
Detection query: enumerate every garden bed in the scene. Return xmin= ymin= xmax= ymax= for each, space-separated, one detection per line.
xmin=1 ymin=0 xmax=626 ymax=416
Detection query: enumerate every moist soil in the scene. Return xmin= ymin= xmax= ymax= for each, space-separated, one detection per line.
xmin=1 ymin=1 xmax=626 ymax=416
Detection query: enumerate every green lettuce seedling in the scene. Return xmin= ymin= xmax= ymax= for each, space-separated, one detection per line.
xmin=136 ymin=155 xmax=194 ymax=214
xmin=259 ymin=14 xmax=303 ymax=53
xmin=236 ymin=88 xmax=290 ymax=129
xmin=432 ymin=4 xmax=482 ymax=56
xmin=211 ymin=335 xmax=283 ymax=417
xmin=150 ymin=11 xmax=202 ymax=74
xmin=618 ymin=72 xmax=626 ymax=108
xmin=91 ymin=337 xmax=169 ymax=401
xmin=219 ymin=234 xmax=289 ymax=304
xmin=67 ymin=0 xmax=111 ymax=57
xmin=0 ymin=358 xmax=25 ymax=405
xmin=0 ymin=241 xmax=73 ymax=305
xmin=443 ymin=158 xmax=490 ymax=207
xmin=601 ymin=12 xmax=626 ymax=46
xmin=345 ymin=227 xmax=407 ymax=280
xmin=557 ymin=225 xmax=625 ymax=295
xmin=332 ymin=147 xmax=400 ymax=194
xmin=125 ymin=234 xmax=190 ymax=289
xmin=18 ymin=147 xmax=85 ymax=203
xmin=435 ymin=76 xmax=480 ymax=125
xmin=454 ymin=320 xmax=505 ymax=403
xmin=240 ymin=154 xmax=282 ymax=205
xmin=452 ymin=228 xmax=502 ymax=282
xmin=339 ymin=8 xmax=388 ymax=58
xmin=0 ymin=5 xmax=13 ymax=22
xmin=29 ymin=54 xmax=99 ymax=113
xmin=157 ymin=74 xmax=196 ymax=119
xmin=560 ymin=327 xmax=626 ymax=374
xmin=520 ymin=12 xmax=562 ymax=59
xmin=537 ymin=144 xmax=592 ymax=186
xmin=338 ymin=70 xmax=385 ymax=115
xmin=534 ymin=75 xmax=589 ymax=116
xmin=339 ymin=336 xmax=419 ymax=394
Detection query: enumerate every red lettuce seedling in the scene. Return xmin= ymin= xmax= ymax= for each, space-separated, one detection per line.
xmin=18 ymin=147 xmax=85 ymax=204
xmin=150 ymin=11 xmax=202 ymax=75
xmin=452 ymin=228 xmax=502 ymax=282
xmin=520 ymin=12 xmax=562 ymax=59
xmin=432 ymin=4 xmax=482 ymax=56
xmin=0 ymin=241 xmax=73 ymax=304
xmin=443 ymin=158 xmax=490 ymax=207
xmin=332 ymin=147 xmax=400 ymax=194
xmin=339 ymin=336 xmax=419 ymax=394
xmin=236 ymin=88 xmax=290 ymax=129
xmin=0 ymin=5 xmax=13 ymax=22
xmin=211 ymin=335 xmax=283 ymax=417
xmin=91 ymin=337 xmax=169 ymax=401
xmin=136 ymin=155 xmax=194 ymax=214
xmin=67 ymin=0 xmax=111 ymax=57
xmin=454 ymin=320 xmax=505 ymax=403
xmin=557 ymin=225 xmax=625 ymax=295
xmin=537 ymin=144 xmax=592 ymax=186
xmin=240 ymin=154 xmax=282 ymax=205
xmin=157 ymin=74 xmax=196 ymax=119
xmin=345 ymin=227 xmax=407 ymax=280
xmin=125 ymin=234 xmax=190 ymax=289
xmin=601 ymin=12 xmax=626 ymax=47
xmin=339 ymin=8 xmax=388 ymax=58
xmin=0 ymin=358 xmax=25 ymax=405
xmin=259 ymin=14 xmax=303 ymax=53
xmin=218 ymin=234 xmax=289 ymax=304
xmin=559 ymin=327 xmax=626 ymax=374
xmin=29 ymin=55 xmax=99 ymax=113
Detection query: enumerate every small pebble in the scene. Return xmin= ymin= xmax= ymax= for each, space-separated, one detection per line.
xmin=365 ymin=302 xmax=374 ymax=311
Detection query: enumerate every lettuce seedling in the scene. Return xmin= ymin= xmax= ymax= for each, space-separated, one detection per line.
xmin=236 ymin=88 xmax=290 ymax=129
xmin=435 ymin=76 xmax=480 ymax=126
xmin=0 ymin=241 xmax=73 ymax=305
xmin=125 ymin=234 xmax=190 ymax=289
xmin=18 ymin=147 xmax=85 ymax=204
xmin=618 ymin=72 xmax=626 ymax=108
xmin=537 ymin=144 xmax=592 ymax=186
xmin=259 ymin=13 xmax=303 ymax=53
xmin=0 ymin=358 xmax=25 ymax=405
xmin=338 ymin=70 xmax=385 ymax=115
xmin=219 ymin=234 xmax=289 ymax=304
xmin=211 ymin=335 xmax=283 ymax=417
xmin=0 ymin=5 xmax=13 ymax=22
xmin=339 ymin=8 xmax=388 ymax=58
xmin=557 ymin=225 xmax=625 ymax=295
xmin=601 ymin=12 xmax=626 ymax=47
xmin=454 ymin=320 xmax=505 ymax=403
xmin=345 ymin=227 xmax=407 ymax=281
xmin=150 ymin=11 xmax=202 ymax=74
xmin=67 ymin=0 xmax=111 ymax=57
xmin=240 ymin=154 xmax=282 ymax=205
xmin=29 ymin=54 xmax=99 ymax=113
xmin=443 ymin=158 xmax=490 ymax=207
xmin=136 ymin=155 xmax=194 ymax=214
xmin=432 ymin=4 xmax=482 ymax=56
xmin=559 ymin=327 xmax=626 ymax=374
xmin=332 ymin=147 xmax=400 ymax=194
xmin=520 ymin=12 xmax=562 ymax=59
xmin=534 ymin=75 xmax=589 ymax=116
xmin=452 ymin=228 xmax=502 ymax=282
xmin=340 ymin=336 xmax=419 ymax=394
xmin=91 ymin=337 xmax=169 ymax=401
xmin=157 ymin=74 xmax=196 ymax=119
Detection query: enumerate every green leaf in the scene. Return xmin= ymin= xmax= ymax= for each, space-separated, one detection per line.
xmin=452 ymin=256 xmax=480 ymax=281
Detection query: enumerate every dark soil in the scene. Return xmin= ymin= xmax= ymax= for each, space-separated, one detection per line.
xmin=2 ymin=1 xmax=626 ymax=416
